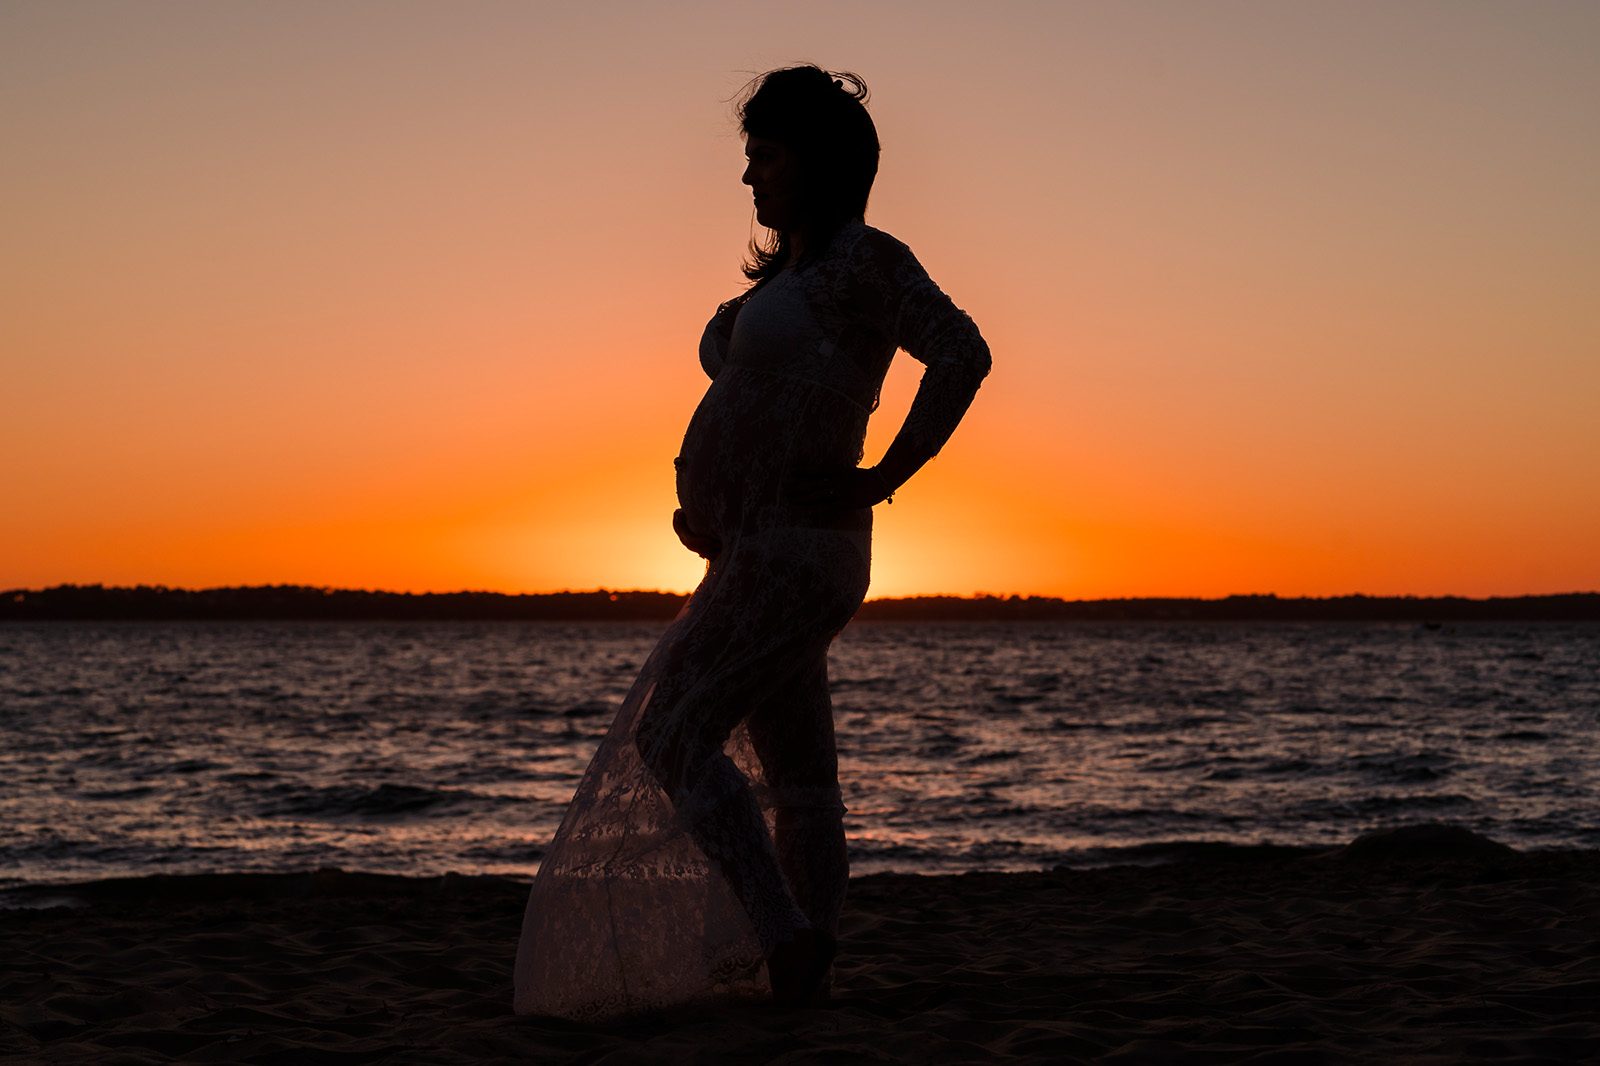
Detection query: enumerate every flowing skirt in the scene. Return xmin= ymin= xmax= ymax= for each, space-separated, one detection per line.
xmin=513 ymin=524 xmax=871 ymax=1020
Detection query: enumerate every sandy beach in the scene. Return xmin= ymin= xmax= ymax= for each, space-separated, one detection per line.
xmin=2 ymin=827 xmax=1596 ymax=1064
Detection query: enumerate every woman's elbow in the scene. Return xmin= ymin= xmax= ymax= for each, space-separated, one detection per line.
xmin=945 ymin=332 xmax=991 ymax=389
xmin=970 ymin=336 xmax=992 ymax=383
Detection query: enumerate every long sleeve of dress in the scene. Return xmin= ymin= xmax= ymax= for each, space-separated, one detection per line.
xmin=838 ymin=229 xmax=991 ymax=467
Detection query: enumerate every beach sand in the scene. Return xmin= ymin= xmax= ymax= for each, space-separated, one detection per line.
xmin=3 ymin=828 xmax=1596 ymax=1064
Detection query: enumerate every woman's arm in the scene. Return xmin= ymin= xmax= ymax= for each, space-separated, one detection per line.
xmin=872 ymin=357 xmax=989 ymax=499
xmin=825 ymin=229 xmax=992 ymax=506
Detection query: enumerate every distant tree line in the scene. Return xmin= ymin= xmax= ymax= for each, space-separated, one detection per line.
xmin=0 ymin=585 xmax=685 ymax=621
xmin=2 ymin=584 xmax=1597 ymax=622
xmin=853 ymin=592 xmax=1600 ymax=622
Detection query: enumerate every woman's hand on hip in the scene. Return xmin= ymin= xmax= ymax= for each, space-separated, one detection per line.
xmin=788 ymin=466 xmax=893 ymax=510
xmin=672 ymin=508 xmax=723 ymax=560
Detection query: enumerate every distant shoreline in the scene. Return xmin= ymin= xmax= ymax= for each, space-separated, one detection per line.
xmin=4 ymin=584 xmax=1598 ymax=622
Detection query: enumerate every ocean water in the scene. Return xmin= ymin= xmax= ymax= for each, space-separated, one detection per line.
xmin=1 ymin=620 xmax=1596 ymax=889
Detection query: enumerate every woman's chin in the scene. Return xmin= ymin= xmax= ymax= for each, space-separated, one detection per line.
xmin=754 ymin=208 xmax=789 ymax=231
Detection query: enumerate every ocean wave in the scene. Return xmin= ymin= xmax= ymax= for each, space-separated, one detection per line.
xmin=256 ymin=782 xmax=516 ymax=820
xmin=1348 ymin=752 xmax=1456 ymax=783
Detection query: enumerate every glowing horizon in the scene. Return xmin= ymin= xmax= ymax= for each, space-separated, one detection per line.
xmin=5 ymin=3 xmax=1597 ymax=600
xmin=7 ymin=577 xmax=1591 ymax=600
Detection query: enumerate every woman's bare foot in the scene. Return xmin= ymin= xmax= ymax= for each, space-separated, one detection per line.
xmin=766 ymin=926 xmax=836 ymax=1007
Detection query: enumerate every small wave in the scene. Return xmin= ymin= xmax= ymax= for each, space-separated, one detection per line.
xmin=830 ymin=677 xmax=896 ymax=691
xmin=81 ymin=786 xmax=157 ymax=801
xmin=840 ymin=839 xmax=935 ymax=861
xmin=1144 ymin=755 xmax=1214 ymax=774
xmin=960 ymin=748 xmax=1024 ymax=766
xmin=1173 ymin=754 xmax=1328 ymax=780
xmin=988 ymin=688 xmax=1043 ymax=703
xmin=917 ymin=729 xmax=965 ymax=757
xmin=1259 ymin=757 xmax=1325 ymax=777
xmin=164 ymin=758 xmax=221 ymax=774
xmin=258 ymin=782 xmax=509 ymax=820
xmin=1280 ymin=703 xmax=1334 ymax=716
xmin=219 ymin=769 xmax=279 ymax=782
xmin=1044 ymin=716 xmax=1109 ymax=732
xmin=1350 ymin=752 xmax=1454 ymax=783
xmin=1062 ymin=839 xmax=1315 ymax=869
xmin=955 ymin=838 xmax=1057 ymax=862
xmin=77 ymin=726 xmax=134 ymax=739
xmin=929 ymin=803 xmax=1040 ymax=823
xmin=1295 ymin=793 xmax=1476 ymax=818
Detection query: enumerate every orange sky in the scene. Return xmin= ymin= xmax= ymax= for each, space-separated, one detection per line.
xmin=4 ymin=3 xmax=1597 ymax=599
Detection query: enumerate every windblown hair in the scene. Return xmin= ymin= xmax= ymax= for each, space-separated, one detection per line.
xmin=736 ymin=64 xmax=880 ymax=284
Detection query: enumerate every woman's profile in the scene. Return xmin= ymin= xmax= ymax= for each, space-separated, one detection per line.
xmin=513 ymin=64 xmax=991 ymax=1020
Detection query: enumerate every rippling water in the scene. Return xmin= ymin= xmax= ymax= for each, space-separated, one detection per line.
xmin=2 ymin=621 xmax=1596 ymax=887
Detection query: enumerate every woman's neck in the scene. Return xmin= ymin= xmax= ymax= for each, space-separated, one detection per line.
xmin=784 ymin=229 xmax=807 ymax=267
xmin=783 ymin=217 xmax=863 ymax=269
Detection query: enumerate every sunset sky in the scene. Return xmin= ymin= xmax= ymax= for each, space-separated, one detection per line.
xmin=5 ymin=2 xmax=1597 ymax=599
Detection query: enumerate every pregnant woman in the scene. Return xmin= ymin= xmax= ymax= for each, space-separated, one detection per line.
xmin=513 ymin=65 xmax=991 ymax=1019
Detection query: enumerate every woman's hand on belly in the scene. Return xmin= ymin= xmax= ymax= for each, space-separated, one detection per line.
xmin=672 ymin=508 xmax=723 ymax=560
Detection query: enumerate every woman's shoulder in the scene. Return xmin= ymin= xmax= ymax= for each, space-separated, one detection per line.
xmin=820 ymin=220 xmax=923 ymax=291
xmin=829 ymin=218 xmax=909 ymax=259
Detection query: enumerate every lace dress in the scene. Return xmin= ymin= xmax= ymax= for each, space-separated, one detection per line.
xmin=513 ymin=219 xmax=991 ymax=1020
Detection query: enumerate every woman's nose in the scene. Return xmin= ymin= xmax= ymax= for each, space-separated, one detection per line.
xmin=741 ymin=163 xmax=755 ymax=187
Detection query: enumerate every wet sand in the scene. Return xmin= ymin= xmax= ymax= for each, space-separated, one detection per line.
xmin=3 ymin=827 xmax=1596 ymax=1063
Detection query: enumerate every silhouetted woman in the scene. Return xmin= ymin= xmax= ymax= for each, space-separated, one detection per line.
xmin=514 ymin=65 xmax=991 ymax=1019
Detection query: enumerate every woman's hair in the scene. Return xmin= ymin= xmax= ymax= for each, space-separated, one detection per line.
xmin=736 ymin=64 xmax=879 ymax=284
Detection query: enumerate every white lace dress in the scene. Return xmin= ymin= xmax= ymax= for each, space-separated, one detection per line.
xmin=513 ymin=220 xmax=991 ymax=1020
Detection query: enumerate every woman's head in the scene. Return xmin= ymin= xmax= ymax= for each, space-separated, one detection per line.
xmin=736 ymin=65 xmax=879 ymax=281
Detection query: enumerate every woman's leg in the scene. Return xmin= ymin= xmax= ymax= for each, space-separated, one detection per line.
xmin=632 ymin=551 xmax=828 ymax=954
xmin=745 ymin=650 xmax=849 ymax=939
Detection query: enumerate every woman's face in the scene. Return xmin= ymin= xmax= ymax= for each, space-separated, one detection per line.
xmin=742 ymin=134 xmax=801 ymax=233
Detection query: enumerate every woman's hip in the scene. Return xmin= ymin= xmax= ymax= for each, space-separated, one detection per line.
xmin=704 ymin=526 xmax=871 ymax=618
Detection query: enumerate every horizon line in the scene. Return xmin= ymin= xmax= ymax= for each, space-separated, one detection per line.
xmin=7 ymin=582 xmax=1599 ymax=603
